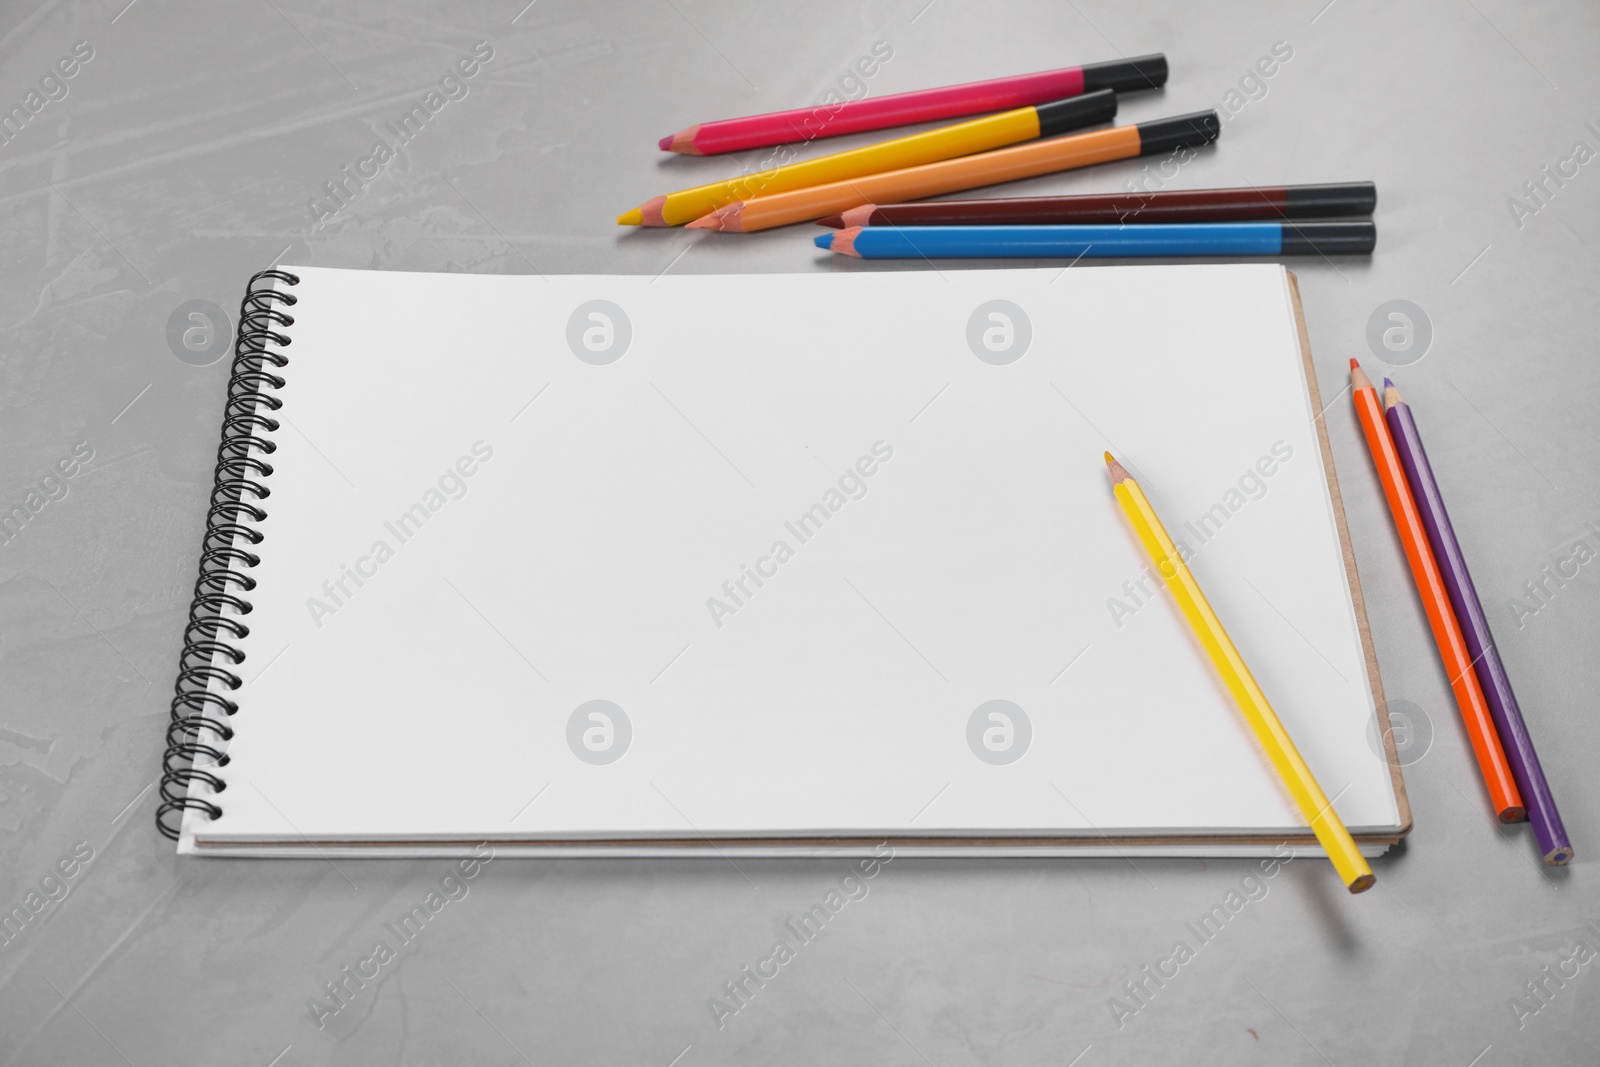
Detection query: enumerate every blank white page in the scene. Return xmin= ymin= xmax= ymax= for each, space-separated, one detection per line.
xmin=179 ymin=264 xmax=1402 ymax=853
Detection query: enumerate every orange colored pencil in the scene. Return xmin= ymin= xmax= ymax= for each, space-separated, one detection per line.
xmin=1350 ymin=359 xmax=1523 ymax=821
xmin=688 ymin=111 xmax=1219 ymax=233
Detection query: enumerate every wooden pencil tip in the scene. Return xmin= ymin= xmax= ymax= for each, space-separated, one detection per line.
xmin=688 ymin=203 xmax=743 ymax=232
xmin=830 ymin=226 xmax=861 ymax=256
xmin=813 ymin=233 xmax=833 ymax=250
xmin=1350 ymin=361 xmax=1373 ymax=392
xmin=639 ymin=196 xmax=669 ymax=227
xmin=663 ymin=125 xmax=702 ymax=154
xmin=816 ymin=214 xmax=845 ymax=228
xmin=839 ymin=204 xmax=877 ymax=228
xmin=1382 ymin=377 xmax=1394 ymax=390
xmin=1103 ymin=451 xmax=1115 ymax=465
xmin=616 ymin=207 xmax=644 ymax=226
xmin=1382 ymin=379 xmax=1404 ymax=409
xmin=1104 ymin=452 xmax=1131 ymax=484
xmin=1347 ymin=873 xmax=1376 ymax=894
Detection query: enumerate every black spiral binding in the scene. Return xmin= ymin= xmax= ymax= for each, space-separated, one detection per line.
xmin=157 ymin=269 xmax=299 ymax=840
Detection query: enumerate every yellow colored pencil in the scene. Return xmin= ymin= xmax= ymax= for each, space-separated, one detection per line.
xmin=1104 ymin=452 xmax=1375 ymax=893
xmin=616 ymin=90 xmax=1116 ymax=227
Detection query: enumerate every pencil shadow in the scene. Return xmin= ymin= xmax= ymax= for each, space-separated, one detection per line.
xmin=654 ymin=154 xmax=742 ymax=172
xmin=612 ymin=225 xmax=678 ymax=242
xmin=1539 ymin=860 xmax=1573 ymax=883
xmin=1491 ymin=819 xmax=1574 ymax=882
xmin=1284 ymin=850 xmax=1366 ymax=953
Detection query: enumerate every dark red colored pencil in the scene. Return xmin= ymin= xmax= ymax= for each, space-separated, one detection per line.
xmin=814 ymin=182 xmax=1376 ymax=228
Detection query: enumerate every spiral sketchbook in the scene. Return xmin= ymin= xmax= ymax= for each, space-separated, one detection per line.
xmin=163 ymin=264 xmax=1410 ymax=858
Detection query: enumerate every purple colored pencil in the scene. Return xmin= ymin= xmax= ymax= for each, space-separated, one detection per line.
xmin=1383 ymin=378 xmax=1573 ymax=866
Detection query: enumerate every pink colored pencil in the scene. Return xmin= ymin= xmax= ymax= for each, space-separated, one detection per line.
xmin=658 ymin=54 xmax=1166 ymax=156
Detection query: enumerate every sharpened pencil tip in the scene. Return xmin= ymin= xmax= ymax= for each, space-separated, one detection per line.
xmin=662 ymin=125 xmax=702 ymax=155
xmin=829 ymin=226 xmax=862 ymax=256
xmin=1104 ymin=452 xmax=1130 ymax=484
xmin=1350 ymin=360 xmax=1374 ymax=392
xmin=816 ymin=214 xmax=845 ymax=228
xmin=839 ymin=204 xmax=877 ymax=228
xmin=617 ymin=208 xmax=644 ymax=226
xmin=814 ymin=233 xmax=833 ymax=250
xmin=688 ymin=203 xmax=742 ymax=232
xmin=637 ymin=196 xmax=670 ymax=227
xmin=1103 ymin=451 xmax=1115 ymax=465
xmin=1382 ymin=378 xmax=1405 ymax=409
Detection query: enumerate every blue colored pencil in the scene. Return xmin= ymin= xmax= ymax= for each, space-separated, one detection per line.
xmin=814 ymin=221 xmax=1375 ymax=259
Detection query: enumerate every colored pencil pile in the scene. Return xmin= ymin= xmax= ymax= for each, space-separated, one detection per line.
xmin=621 ymin=54 xmax=1377 ymax=259
xmin=619 ymin=56 xmax=1587 ymax=874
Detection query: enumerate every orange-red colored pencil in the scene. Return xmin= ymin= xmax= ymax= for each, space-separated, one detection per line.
xmin=1350 ymin=359 xmax=1523 ymax=822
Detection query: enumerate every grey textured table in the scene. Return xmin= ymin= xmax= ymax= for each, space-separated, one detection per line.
xmin=2 ymin=1 xmax=1597 ymax=1064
